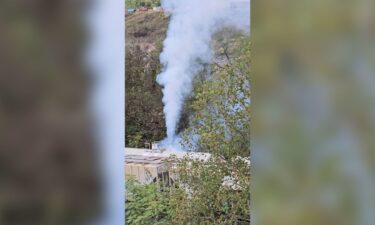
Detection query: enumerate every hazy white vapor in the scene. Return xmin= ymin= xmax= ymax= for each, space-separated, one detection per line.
xmin=157 ymin=0 xmax=250 ymax=147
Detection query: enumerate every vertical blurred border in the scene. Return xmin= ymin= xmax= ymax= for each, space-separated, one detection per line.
xmin=86 ymin=0 xmax=125 ymax=224
xmin=0 ymin=0 xmax=124 ymax=224
xmin=253 ymin=0 xmax=375 ymax=224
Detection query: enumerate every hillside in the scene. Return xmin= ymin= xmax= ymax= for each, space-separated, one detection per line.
xmin=125 ymin=11 xmax=247 ymax=148
xmin=125 ymin=11 xmax=169 ymax=147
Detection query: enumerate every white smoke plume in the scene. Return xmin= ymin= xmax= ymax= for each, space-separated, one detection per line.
xmin=157 ymin=0 xmax=250 ymax=148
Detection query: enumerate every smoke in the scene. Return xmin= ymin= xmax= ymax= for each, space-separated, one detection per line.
xmin=157 ymin=0 xmax=250 ymax=147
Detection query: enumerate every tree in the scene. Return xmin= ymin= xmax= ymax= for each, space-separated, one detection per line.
xmin=168 ymin=37 xmax=251 ymax=224
xmin=183 ymin=37 xmax=251 ymax=159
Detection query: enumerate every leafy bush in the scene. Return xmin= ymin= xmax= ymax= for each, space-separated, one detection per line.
xmin=126 ymin=180 xmax=171 ymax=225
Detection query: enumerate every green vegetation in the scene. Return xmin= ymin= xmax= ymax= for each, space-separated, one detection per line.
xmin=126 ymin=180 xmax=171 ymax=225
xmin=125 ymin=27 xmax=251 ymax=223
xmin=167 ymin=37 xmax=251 ymax=225
xmin=125 ymin=12 xmax=169 ymax=147
xmin=183 ymin=37 xmax=251 ymax=159
xmin=125 ymin=12 xmax=190 ymax=147
xmin=126 ymin=0 xmax=161 ymax=9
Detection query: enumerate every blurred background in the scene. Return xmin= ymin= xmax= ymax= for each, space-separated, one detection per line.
xmin=253 ymin=0 xmax=375 ymax=224
xmin=0 ymin=1 xmax=105 ymax=224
